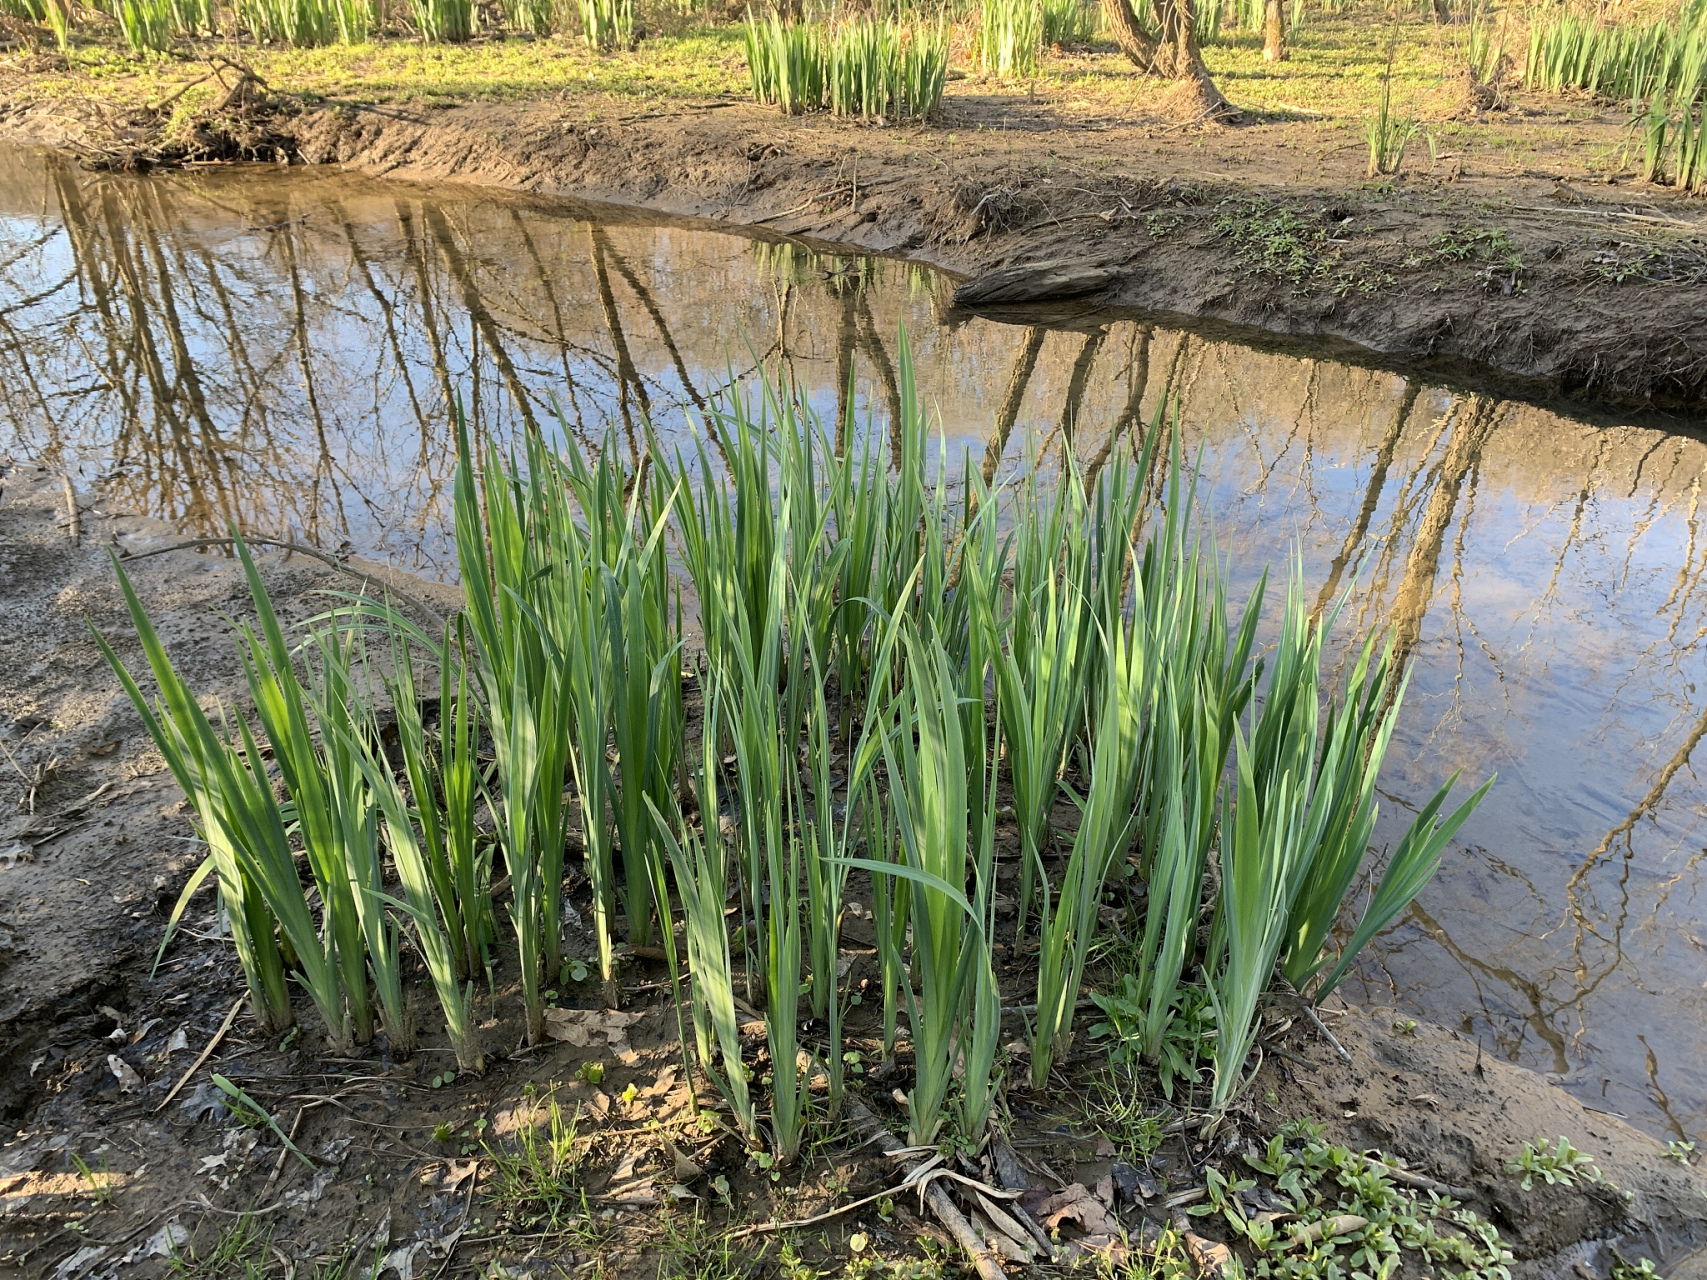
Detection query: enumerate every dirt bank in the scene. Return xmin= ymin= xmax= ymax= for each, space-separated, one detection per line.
xmin=1275 ymin=1004 xmax=1707 ymax=1279
xmin=5 ymin=461 xmax=1707 ymax=1280
xmin=2 ymin=77 xmax=1706 ymax=412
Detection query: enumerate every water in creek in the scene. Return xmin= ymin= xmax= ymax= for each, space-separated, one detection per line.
xmin=3 ymin=144 xmax=1704 ymax=1144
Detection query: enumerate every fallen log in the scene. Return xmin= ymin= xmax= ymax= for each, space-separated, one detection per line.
xmin=952 ymin=258 xmax=1119 ymax=307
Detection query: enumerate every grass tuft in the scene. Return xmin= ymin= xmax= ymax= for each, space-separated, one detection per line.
xmin=978 ymin=0 xmax=1042 ymax=78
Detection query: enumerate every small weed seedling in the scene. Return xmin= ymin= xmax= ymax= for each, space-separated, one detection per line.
xmin=210 ymin=1075 xmax=314 ymax=1169
xmin=1508 ymin=1136 xmax=1600 ymax=1190
xmin=1090 ymin=976 xmax=1212 ymax=1102
xmin=70 ymin=1152 xmax=115 ymax=1209
xmin=482 ymin=1094 xmax=591 ymax=1235
xmin=1236 ymin=1122 xmax=1514 ymax=1279
xmin=169 ymin=1214 xmax=271 ymax=1280
xmin=1213 ymin=200 xmax=1329 ymax=286
xmin=654 ymin=1205 xmax=755 ymax=1280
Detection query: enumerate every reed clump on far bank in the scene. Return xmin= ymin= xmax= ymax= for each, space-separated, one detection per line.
xmin=1523 ymin=0 xmax=1707 ymax=105
xmin=745 ymin=9 xmax=947 ymax=119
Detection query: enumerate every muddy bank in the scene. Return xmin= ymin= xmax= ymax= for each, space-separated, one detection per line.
xmin=1275 ymin=1003 xmax=1707 ymax=1279
xmin=0 ymin=464 xmax=462 ymax=1127
xmin=2 ymin=86 xmax=1706 ymax=411
xmin=4 ymin=462 xmax=1707 ymax=1278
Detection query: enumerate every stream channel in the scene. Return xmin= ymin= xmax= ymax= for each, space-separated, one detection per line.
xmin=2 ymin=142 xmax=1704 ymax=1146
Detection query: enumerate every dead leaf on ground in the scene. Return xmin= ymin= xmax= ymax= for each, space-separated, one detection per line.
xmin=137 ymin=1223 xmax=189 ymax=1261
xmin=974 ymin=1190 xmax=1036 ymax=1253
xmin=378 ymin=1241 xmax=425 ymax=1280
xmin=1182 ymin=1228 xmax=1236 ymax=1278
xmin=668 ymin=1142 xmax=703 ymax=1181
xmin=52 ymin=1245 xmax=106 ymax=1280
xmin=444 ymin=1160 xmax=479 ymax=1190
xmin=542 ymin=1007 xmax=646 ymax=1064
xmin=1039 ymin=1183 xmax=1118 ymax=1236
xmin=107 ymin=1054 xmax=141 ymax=1093
xmin=640 ymin=1065 xmax=677 ymax=1098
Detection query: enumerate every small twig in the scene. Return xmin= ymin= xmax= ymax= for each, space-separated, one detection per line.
xmin=61 ymin=472 xmax=80 ymax=545
xmin=0 ymin=734 xmax=31 ymax=788
xmin=192 ymin=1193 xmax=289 ymax=1217
xmin=1578 ymin=1102 xmax=1628 ymax=1119
xmin=155 ymin=995 xmax=244 ymax=1113
xmin=1509 ymin=203 xmax=1700 ymax=229
xmin=750 ymin=197 xmax=826 ymax=225
xmin=118 ymin=535 xmax=445 ymax=630
xmin=1361 ymin=1155 xmax=1475 ymax=1201
xmin=594 ymin=1177 xmax=664 ymax=1202
xmin=263 ymin=1105 xmax=308 ymax=1193
xmin=208 ymin=1075 xmax=312 ymax=1167
xmin=1268 ymin=1045 xmax=1320 ymax=1072
xmin=56 ymin=779 xmax=119 ymax=817
xmin=147 ymin=67 xmax=226 ymax=115
xmin=617 ymin=101 xmax=740 ymax=122
xmin=1304 ymin=1004 xmax=1351 ymax=1062
xmin=727 ymin=1179 xmax=918 ymax=1240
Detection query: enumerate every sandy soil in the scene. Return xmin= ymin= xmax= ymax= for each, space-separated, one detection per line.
xmin=4 ymin=460 xmax=1707 ymax=1279
xmin=2 ymin=69 xmax=1706 ymax=410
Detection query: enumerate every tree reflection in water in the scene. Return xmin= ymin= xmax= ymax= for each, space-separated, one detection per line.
xmin=2 ymin=144 xmax=1706 ymax=1143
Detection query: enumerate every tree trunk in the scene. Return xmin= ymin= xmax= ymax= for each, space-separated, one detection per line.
xmin=1263 ymin=0 xmax=1287 ymax=61
xmin=1155 ymin=0 xmax=1238 ymax=116
xmin=1103 ymin=0 xmax=1239 ymax=118
xmin=1101 ymin=0 xmax=1160 ymax=72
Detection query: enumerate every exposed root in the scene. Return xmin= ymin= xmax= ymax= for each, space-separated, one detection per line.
xmin=1151 ymin=76 xmax=1242 ymax=126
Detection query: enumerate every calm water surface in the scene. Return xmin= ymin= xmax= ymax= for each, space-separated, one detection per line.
xmin=3 ymin=144 xmax=1705 ymax=1144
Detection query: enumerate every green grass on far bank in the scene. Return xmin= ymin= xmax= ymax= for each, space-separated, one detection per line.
xmin=255 ymin=26 xmax=747 ymax=100
xmin=0 ymin=5 xmax=1641 ymax=184
xmin=7 ymin=25 xmax=750 ymax=112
